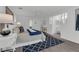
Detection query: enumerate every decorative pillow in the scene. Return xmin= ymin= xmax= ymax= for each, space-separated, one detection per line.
xmin=27 ymin=29 xmax=41 ymax=36
xmin=28 ymin=28 xmax=36 ymax=32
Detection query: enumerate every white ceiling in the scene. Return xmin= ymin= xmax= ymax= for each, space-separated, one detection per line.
xmin=9 ymin=6 xmax=75 ymax=18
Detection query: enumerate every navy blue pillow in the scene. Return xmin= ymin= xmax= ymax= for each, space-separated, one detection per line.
xmin=27 ymin=29 xmax=41 ymax=36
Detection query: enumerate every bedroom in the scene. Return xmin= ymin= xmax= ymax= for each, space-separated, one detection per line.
xmin=0 ymin=6 xmax=79 ymax=52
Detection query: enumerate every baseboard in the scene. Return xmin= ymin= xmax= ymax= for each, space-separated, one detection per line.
xmin=61 ymin=36 xmax=79 ymax=44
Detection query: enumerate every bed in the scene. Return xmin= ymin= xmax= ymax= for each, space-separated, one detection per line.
xmin=13 ymin=29 xmax=45 ymax=48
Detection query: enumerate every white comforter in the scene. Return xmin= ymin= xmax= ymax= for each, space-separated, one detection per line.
xmin=14 ymin=31 xmax=45 ymax=48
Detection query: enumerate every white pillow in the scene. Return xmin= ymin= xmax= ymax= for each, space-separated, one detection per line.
xmin=32 ymin=26 xmax=41 ymax=31
xmin=29 ymin=29 xmax=36 ymax=32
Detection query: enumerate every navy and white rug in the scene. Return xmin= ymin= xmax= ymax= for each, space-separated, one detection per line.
xmin=23 ymin=37 xmax=64 ymax=52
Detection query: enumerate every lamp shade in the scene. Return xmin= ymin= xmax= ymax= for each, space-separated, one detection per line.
xmin=0 ymin=13 xmax=13 ymax=23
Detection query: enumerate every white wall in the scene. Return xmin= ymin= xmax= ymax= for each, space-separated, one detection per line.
xmin=51 ymin=7 xmax=79 ymax=44
xmin=48 ymin=16 xmax=61 ymax=35
xmin=0 ymin=6 xmax=5 ymax=13
xmin=60 ymin=7 xmax=79 ymax=44
xmin=45 ymin=7 xmax=79 ymax=44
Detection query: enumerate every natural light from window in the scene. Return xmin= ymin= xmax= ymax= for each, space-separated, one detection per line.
xmin=49 ymin=12 xmax=68 ymax=24
xmin=29 ymin=20 xmax=33 ymax=27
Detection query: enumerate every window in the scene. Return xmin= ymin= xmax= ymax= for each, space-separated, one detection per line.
xmin=49 ymin=12 xmax=68 ymax=24
xmin=61 ymin=13 xmax=68 ymax=23
xmin=64 ymin=13 xmax=68 ymax=19
xmin=56 ymin=12 xmax=68 ymax=24
xmin=49 ymin=17 xmax=53 ymax=24
xmin=29 ymin=20 xmax=32 ymax=27
xmin=56 ymin=15 xmax=61 ymax=21
xmin=61 ymin=13 xmax=65 ymax=20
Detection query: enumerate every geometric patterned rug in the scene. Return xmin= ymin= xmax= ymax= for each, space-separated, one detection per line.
xmin=23 ymin=37 xmax=64 ymax=52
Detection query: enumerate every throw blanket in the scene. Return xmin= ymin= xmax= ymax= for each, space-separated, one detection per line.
xmin=27 ymin=29 xmax=41 ymax=36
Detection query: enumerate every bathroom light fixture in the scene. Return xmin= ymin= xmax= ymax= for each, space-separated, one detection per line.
xmin=0 ymin=13 xmax=13 ymax=23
